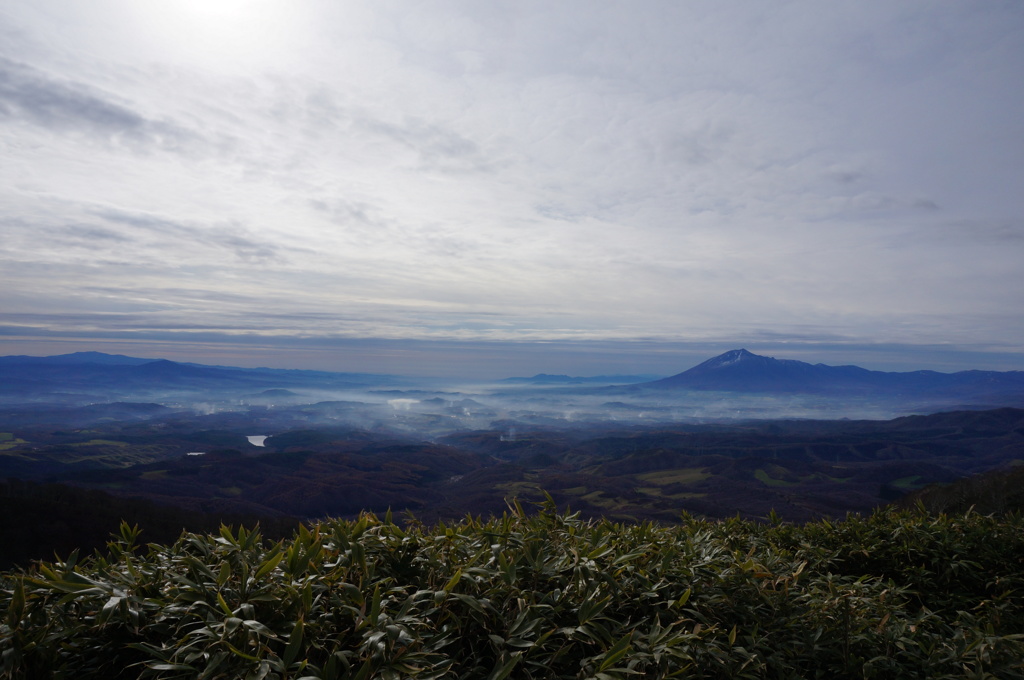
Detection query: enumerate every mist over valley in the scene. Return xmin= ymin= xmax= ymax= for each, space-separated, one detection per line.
xmin=3 ymin=348 xmax=1024 ymax=567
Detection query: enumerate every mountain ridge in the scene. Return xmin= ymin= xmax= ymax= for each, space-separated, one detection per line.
xmin=3 ymin=349 xmax=1024 ymax=412
xmin=643 ymin=348 xmax=1024 ymax=400
xmin=0 ymin=352 xmax=403 ymax=402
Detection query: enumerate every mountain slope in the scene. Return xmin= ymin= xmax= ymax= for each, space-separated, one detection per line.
xmin=0 ymin=351 xmax=155 ymax=366
xmin=643 ymin=349 xmax=1024 ymax=400
xmin=0 ymin=352 xmax=401 ymax=403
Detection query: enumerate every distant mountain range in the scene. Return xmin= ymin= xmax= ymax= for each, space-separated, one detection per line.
xmin=0 ymin=352 xmax=400 ymax=403
xmin=2 ymin=349 xmax=1024 ymax=411
xmin=0 ymin=351 xmax=156 ymax=366
xmin=642 ymin=348 xmax=1024 ymax=402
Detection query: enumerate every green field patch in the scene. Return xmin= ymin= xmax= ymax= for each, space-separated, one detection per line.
xmin=637 ymin=486 xmax=706 ymax=500
xmin=636 ymin=468 xmax=710 ymax=485
xmin=798 ymin=472 xmax=844 ymax=484
xmin=69 ymin=451 xmax=169 ymax=468
xmin=496 ymin=481 xmax=544 ymax=496
xmin=0 ymin=433 xmax=13 ymax=442
xmin=561 ymin=486 xmax=588 ymax=495
xmin=220 ymin=486 xmax=243 ymax=497
xmin=891 ymin=475 xmax=923 ymax=489
xmin=0 ymin=438 xmax=28 ymax=451
xmin=70 ymin=439 xmax=130 ymax=448
xmin=0 ymin=451 xmax=32 ymax=460
xmin=755 ymin=469 xmax=798 ymax=487
xmin=140 ymin=469 xmax=168 ymax=480
xmin=580 ymin=490 xmax=630 ymax=511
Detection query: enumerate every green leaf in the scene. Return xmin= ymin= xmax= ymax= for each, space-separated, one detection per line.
xmin=6 ymin=578 xmax=25 ymax=625
xmin=102 ymin=595 xmax=124 ymax=612
xmin=217 ymin=592 xmax=234 ymax=617
xmin=599 ymin=632 xmax=633 ymax=671
xmin=198 ymin=651 xmax=230 ymax=680
xmin=612 ymin=550 xmax=646 ymax=565
xmin=369 ymin=584 xmax=382 ymax=626
xmin=450 ymin=592 xmax=488 ymax=614
xmin=225 ymin=641 xmax=261 ymax=662
xmin=487 ymin=653 xmax=522 ymax=680
xmin=352 ymin=658 xmax=374 ymax=680
xmin=219 ymin=525 xmax=238 ymax=546
xmin=253 ymin=550 xmax=284 ymax=581
xmin=443 ymin=568 xmax=463 ymax=594
xmin=243 ymin=619 xmax=276 ymax=637
xmin=217 ymin=561 xmax=231 ymax=587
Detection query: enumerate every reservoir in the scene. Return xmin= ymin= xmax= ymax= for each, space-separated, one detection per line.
xmin=246 ymin=435 xmax=267 ymax=447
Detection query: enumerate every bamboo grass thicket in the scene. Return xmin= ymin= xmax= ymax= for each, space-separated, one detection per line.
xmin=2 ymin=500 xmax=1023 ymax=679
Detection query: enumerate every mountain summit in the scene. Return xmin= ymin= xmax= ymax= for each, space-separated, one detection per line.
xmin=647 ymin=349 xmax=841 ymax=392
xmin=692 ymin=348 xmax=768 ymax=370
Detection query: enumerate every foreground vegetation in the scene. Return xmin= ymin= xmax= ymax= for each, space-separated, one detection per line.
xmin=3 ymin=501 xmax=1024 ymax=679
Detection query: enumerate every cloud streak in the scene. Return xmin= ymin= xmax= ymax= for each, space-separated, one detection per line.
xmin=0 ymin=57 xmax=200 ymax=153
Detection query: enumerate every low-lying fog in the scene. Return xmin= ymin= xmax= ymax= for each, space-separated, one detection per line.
xmin=3 ymin=363 xmax=998 ymax=436
xmin=84 ymin=378 xmax=974 ymax=437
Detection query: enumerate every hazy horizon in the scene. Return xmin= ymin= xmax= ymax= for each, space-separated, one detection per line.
xmin=1 ymin=339 xmax=1022 ymax=381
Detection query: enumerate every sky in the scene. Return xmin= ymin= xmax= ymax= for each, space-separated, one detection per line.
xmin=1 ymin=0 xmax=1022 ymax=378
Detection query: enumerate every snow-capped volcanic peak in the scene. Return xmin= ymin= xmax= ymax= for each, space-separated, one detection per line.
xmin=703 ymin=349 xmax=759 ymax=368
xmin=641 ymin=348 xmax=1024 ymax=398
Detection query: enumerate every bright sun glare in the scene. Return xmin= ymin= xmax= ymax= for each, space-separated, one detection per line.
xmin=178 ymin=0 xmax=253 ymax=19
xmin=143 ymin=0 xmax=301 ymax=69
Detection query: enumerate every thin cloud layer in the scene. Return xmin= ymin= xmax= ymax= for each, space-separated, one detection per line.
xmin=1 ymin=1 xmax=1022 ymax=374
